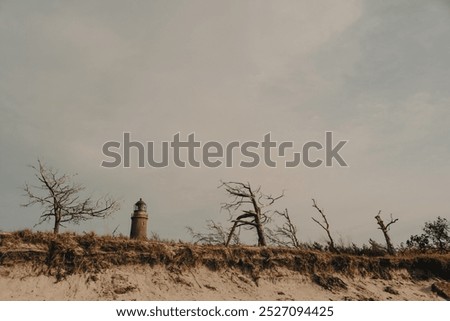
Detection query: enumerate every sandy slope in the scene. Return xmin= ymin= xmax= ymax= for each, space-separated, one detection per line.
xmin=0 ymin=264 xmax=444 ymax=301
xmin=0 ymin=232 xmax=448 ymax=301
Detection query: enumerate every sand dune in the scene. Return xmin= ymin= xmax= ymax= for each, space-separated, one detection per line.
xmin=0 ymin=231 xmax=448 ymax=301
xmin=0 ymin=264 xmax=445 ymax=301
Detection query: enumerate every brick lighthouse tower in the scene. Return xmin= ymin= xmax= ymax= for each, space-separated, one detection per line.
xmin=130 ymin=198 xmax=148 ymax=239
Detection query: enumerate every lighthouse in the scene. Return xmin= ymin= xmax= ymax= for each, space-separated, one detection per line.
xmin=130 ymin=198 xmax=148 ymax=239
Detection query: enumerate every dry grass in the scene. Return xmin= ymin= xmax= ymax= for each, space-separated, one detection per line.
xmin=0 ymin=230 xmax=449 ymax=283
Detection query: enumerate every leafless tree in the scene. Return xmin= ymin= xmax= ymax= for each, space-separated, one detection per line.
xmin=311 ymin=199 xmax=336 ymax=252
xmin=187 ymin=220 xmax=240 ymax=245
xmin=220 ymin=181 xmax=284 ymax=247
xmin=22 ymin=160 xmax=120 ymax=234
xmin=266 ymin=208 xmax=301 ymax=248
xmin=374 ymin=210 xmax=398 ymax=255
xmin=368 ymin=238 xmax=386 ymax=252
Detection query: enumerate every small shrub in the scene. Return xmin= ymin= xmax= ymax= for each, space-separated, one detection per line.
xmin=407 ymin=217 xmax=449 ymax=252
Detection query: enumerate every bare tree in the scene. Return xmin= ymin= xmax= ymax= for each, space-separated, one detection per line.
xmin=22 ymin=160 xmax=120 ymax=234
xmin=374 ymin=210 xmax=398 ymax=255
xmin=187 ymin=220 xmax=240 ymax=245
xmin=220 ymin=181 xmax=283 ymax=247
xmin=266 ymin=208 xmax=300 ymax=248
xmin=311 ymin=199 xmax=336 ymax=252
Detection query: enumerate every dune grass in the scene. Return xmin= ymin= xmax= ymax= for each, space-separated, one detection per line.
xmin=0 ymin=230 xmax=448 ymax=283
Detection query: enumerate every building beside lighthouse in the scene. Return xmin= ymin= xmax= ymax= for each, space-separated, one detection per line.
xmin=130 ymin=198 xmax=148 ymax=239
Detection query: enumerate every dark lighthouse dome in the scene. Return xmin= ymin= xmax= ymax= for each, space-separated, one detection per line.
xmin=134 ymin=198 xmax=147 ymax=212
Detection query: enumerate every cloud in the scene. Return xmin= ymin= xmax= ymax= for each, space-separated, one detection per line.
xmin=0 ymin=1 xmax=448 ymax=246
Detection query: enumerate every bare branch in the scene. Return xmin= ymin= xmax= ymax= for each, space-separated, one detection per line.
xmin=266 ymin=209 xmax=301 ymax=248
xmin=374 ymin=210 xmax=398 ymax=255
xmin=22 ymin=159 xmax=120 ymax=234
xmin=218 ymin=181 xmax=285 ymax=247
xmin=187 ymin=220 xmax=239 ymax=245
xmin=311 ymin=199 xmax=336 ymax=252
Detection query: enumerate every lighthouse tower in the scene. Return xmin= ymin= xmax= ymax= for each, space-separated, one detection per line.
xmin=130 ymin=198 xmax=148 ymax=239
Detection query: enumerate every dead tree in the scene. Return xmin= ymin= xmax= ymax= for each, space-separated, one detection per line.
xmin=22 ymin=160 xmax=120 ymax=234
xmin=187 ymin=220 xmax=239 ymax=245
xmin=311 ymin=199 xmax=336 ymax=252
xmin=220 ymin=181 xmax=283 ymax=247
xmin=266 ymin=209 xmax=300 ymax=248
xmin=374 ymin=210 xmax=398 ymax=255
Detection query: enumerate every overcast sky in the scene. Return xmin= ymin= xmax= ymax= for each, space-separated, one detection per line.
xmin=1 ymin=0 xmax=449 ymax=246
